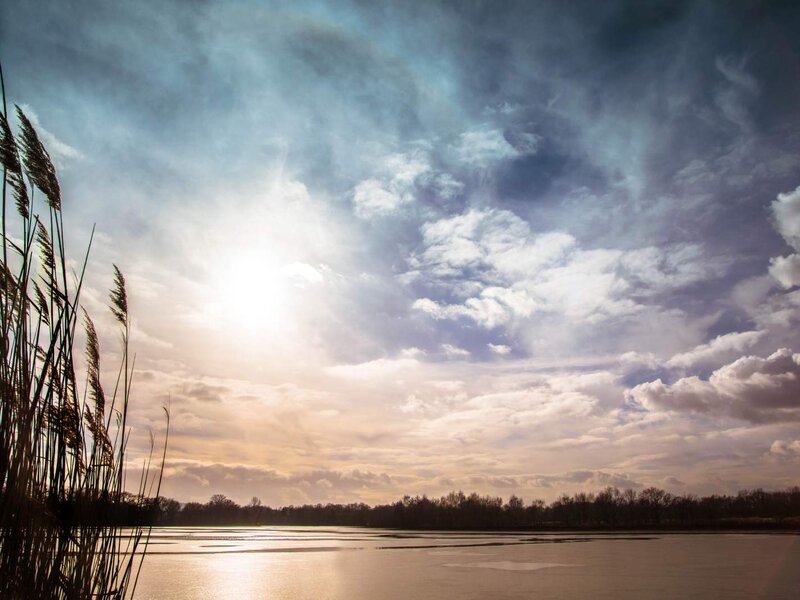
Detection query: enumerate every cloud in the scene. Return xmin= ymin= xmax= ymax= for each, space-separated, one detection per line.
xmin=280 ymin=262 xmax=325 ymax=286
xmin=547 ymin=435 xmax=607 ymax=449
xmin=419 ymin=381 xmax=599 ymax=444
xmin=453 ymin=127 xmax=524 ymax=167
xmin=413 ymin=287 xmax=538 ymax=329
xmin=8 ymin=0 xmax=800 ymax=503
xmin=409 ymin=208 xmax=725 ymax=331
xmin=630 ymin=348 xmax=800 ymax=423
xmin=769 ymin=254 xmax=800 ymax=289
xmin=772 ymin=186 xmax=800 ymax=250
xmin=769 ymin=439 xmax=800 ymax=456
xmin=442 ymin=343 xmax=470 ymax=358
xmin=769 ymin=186 xmax=800 ymax=288
xmin=162 ymin=460 xmax=397 ymax=504
xmin=325 ymin=357 xmax=418 ymax=380
xmin=488 ymin=343 xmax=511 ymax=355
xmin=666 ymin=331 xmax=764 ymax=370
xmin=715 ymin=56 xmax=760 ymax=95
xmin=528 ymin=470 xmax=643 ymax=490
xmin=351 ymin=150 xmax=462 ymax=218
xmin=15 ymin=104 xmax=84 ymax=167
xmin=429 ymin=172 xmax=464 ymax=199
xmin=400 ymin=347 xmax=425 ymax=358
xmin=714 ymin=56 xmax=759 ymax=131
xmin=352 ymin=179 xmax=408 ymax=218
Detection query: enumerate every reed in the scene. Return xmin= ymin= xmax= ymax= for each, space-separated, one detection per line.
xmin=0 ymin=66 xmax=167 ymax=599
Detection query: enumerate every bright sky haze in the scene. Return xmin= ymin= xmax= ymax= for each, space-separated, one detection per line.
xmin=2 ymin=0 xmax=800 ymax=505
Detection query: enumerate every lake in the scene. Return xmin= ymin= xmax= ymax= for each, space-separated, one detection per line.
xmin=133 ymin=527 xmax=800 ymax=599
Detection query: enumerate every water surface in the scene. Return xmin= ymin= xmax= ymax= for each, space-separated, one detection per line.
xmin=134 ymin=527 xmax=800 ymax=599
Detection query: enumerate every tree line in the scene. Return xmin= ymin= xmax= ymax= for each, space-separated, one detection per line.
xmin=112 ymin=486 xmax=800 ymax=530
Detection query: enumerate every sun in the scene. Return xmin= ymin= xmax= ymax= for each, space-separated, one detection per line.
xmin=208 ymin=250 xmax=290 ymax=335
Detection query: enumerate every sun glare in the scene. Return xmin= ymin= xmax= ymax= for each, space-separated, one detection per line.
xmin=209 ymin=251 xmax=291 ymax=334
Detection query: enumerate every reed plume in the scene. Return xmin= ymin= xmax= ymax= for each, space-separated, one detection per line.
xmin=0 ymin=68 xmax=166 ymax=599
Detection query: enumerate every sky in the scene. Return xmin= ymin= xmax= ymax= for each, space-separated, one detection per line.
xmin=2 ymin=0 xmax=800 ymax=505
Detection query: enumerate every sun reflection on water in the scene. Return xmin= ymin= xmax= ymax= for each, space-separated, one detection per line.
xmin=203 ymin=550 xmax=341 ymax=600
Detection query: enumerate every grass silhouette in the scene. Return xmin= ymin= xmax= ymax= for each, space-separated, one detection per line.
xmin=0 ymin=65 xmax=168 ymax=599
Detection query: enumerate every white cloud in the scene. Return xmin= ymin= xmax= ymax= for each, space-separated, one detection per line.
xmin=488 ymin=343 xmax=511 ymax=355
xmin=442 ymin=343 xmax=470 ymax=358
xmin=769 ymin=254 xmax=800 ymax=289
xmin=325 ymin=357 xmax=419 ymax=380
xmin=352 ymin=179 xmax=407 ymax=218
xmin=666 ymin=330 xmax=764 ymax=370
xmin=280 ymin=262 xmax=325 ymax=286
xmin=769 ymin=186 xmax=800 ymax=288
xmin=547 ymin=435 xmax=607 ymax=449
xmin=413 ymin=287 xmax=538 ymax=329
xmin=769 ymin=439 xmax=800 ymax=456
xmin=16 ymin=103 xmax=84 ymax=167
xmin=454 ymin=127 xmax=524 ymax=167
xmin=352 ymin=151 xmax=430 ymax=218
xmin=399 ymin=394 xmax=426 ymax=414
xmin=409 ymin=208 xmax=723 ymax=329
xmin=772 ymin=186 xmax=800 ymax=250
xmin=400 ymin=347 xmax=425 ymax=358
xmin=351 ymin=150 xmax=462 ymax=218
xmin=429 ymin=172 xmax=464 ymax=199
xmin=419 ymin=381 xmax=599 ymax=444
xmin=630 ymin=348 xmax=800 ymax=423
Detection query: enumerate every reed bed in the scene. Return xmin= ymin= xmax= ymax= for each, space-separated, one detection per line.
xmin=0 ymin=67 xmax=167 ymax=599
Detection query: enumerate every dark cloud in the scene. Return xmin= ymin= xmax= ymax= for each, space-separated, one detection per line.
xmin=162 ymin=460 xmax=396 ymax=504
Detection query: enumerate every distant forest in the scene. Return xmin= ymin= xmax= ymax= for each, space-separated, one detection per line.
xmin=107 ymin=486 xmax=800 ymax=530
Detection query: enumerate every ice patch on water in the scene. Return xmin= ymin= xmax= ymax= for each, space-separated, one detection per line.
xmin=444 ymin=561 xmax=573 ymax=572
xmin=427 ymin=550 xmax=492 ymax=556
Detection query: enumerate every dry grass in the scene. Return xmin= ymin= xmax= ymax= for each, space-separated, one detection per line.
xmin=0 ymin=65 xmax=167 ymax=599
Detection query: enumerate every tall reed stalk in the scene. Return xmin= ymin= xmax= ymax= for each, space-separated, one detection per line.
xmin=0 ymin=67 xmax=167 ymax=599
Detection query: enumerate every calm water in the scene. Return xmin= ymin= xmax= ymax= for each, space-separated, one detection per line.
xmin=133 ymin=527 xmax=800 ymax=599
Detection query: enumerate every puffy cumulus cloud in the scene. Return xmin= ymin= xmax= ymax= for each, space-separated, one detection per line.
xmin=352 ymin=151 xmax=430 ymax=218
xmin=748 ymin=288 xmax=800 ymax=332
xmin=769 ymin=186 xmax=800 ymax=288
xmin=413 ymin=287 xmax=538 ymax=329
xmin=414 ymin=209 xmax=572 ymax=279
xmin=666 ymin=330 xmax=764 ymax=370
xmin=771 ymin=186 xmax=800 ymax=250
xmin=351 ymin=150 xmax=463 ymax=218
xmin=629 ymin=348 xmax=800 ymax=423
xmin=409 ymin=208 xmax=725 ymax=329
xmin=769 ymin=254 xmax=800 ymax=289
